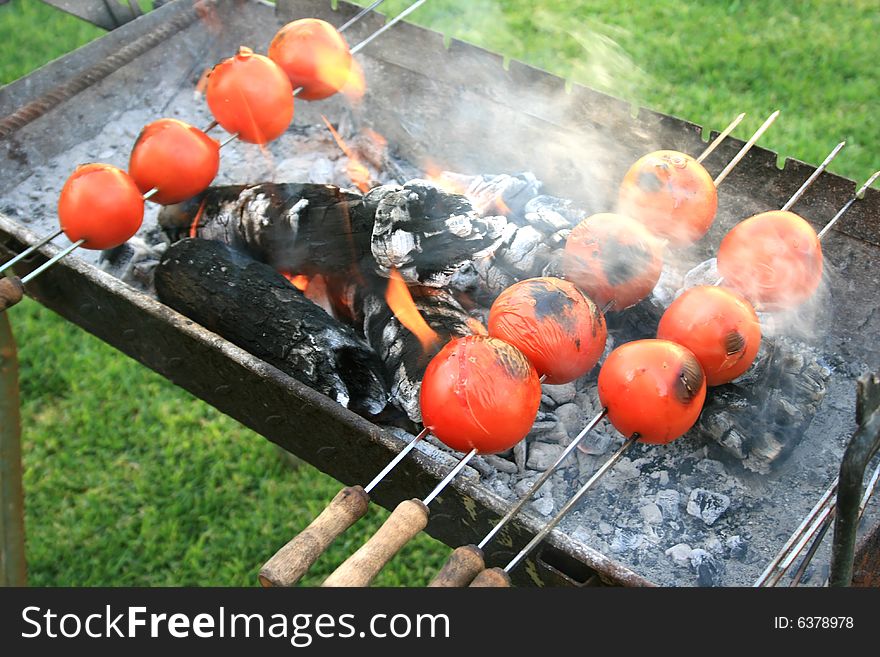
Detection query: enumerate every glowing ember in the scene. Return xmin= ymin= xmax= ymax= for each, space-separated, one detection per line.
xmin=321 ymin=115 xmax=372 ymax=193
xmin=424 ymin=163 xmax=512 ymax=216
xmin=282 ymin=271 xmax=310 ymax=292
xmin=386 ymin=268 xmax=441 ymax=352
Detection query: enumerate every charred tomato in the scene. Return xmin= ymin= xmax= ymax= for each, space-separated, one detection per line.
xmin=488 ymin=277 xmax=607 ymax=384
xmin=563 ymin=213 xmax=664 ymax=310
xmin=597 ymin=339 xmax=707 ymax=444
xmin=716 ymin=210 xmax=823 ymax=310
xmin=657 ymin=286 xmax=761 ymax=386
xmin=617 ymin=150 xmax=717 ymax=246
xmin=420 ymin=335 xmax=541 ymax=454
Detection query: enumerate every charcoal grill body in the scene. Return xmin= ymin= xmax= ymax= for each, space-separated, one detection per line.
xmin=1 ymin=0 xmax=879 ymax=586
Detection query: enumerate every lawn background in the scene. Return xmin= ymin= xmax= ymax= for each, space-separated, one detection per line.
xmin=0 ymin=0 xmax=876 ymax=586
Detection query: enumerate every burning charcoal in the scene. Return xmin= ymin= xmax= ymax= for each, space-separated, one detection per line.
xmin=610 ymin=528 xmax=644 ymax=553
xmin=527 ymin=443 xmax=565 ymax=471
xmin=99 ymin=230 xmax=167 ymax=292
xmin=365 ymin=180 xmax=509 ymax=287
xmin=726 ymin=535 xmax=748 ymax=560
xmin=691 ymin=336 xmax=831 ymax=473
xmin=522 ymin=195 xmax=584 ymax=233
xmin=155 ymin=238 xmax=388 ymax=417
xmin=158 ymin=182 xmax=374 ymax=275
xmin=665 ymin=543 xmax=693 ymax=567
xmin=531 ymin=495 xmax=555 ymax=517
xmin=431 ymin=171 xmax=542 ymax=217
xmin=639 ymin=502 xmax=663 ymax=524
xmin=690 ymin=549 xmax=724 ymax=586
xmin=555 ymin=403 xmax=586 ymax=437
xmin=686 ymin=489 xmax=730 ymax=526
xmin=483 ymin=454 xmax=519 ymax=474
xmin=362 ymin=284 xmax=476 ymax=422
xmin=543 ymin=382 xmax=577 ymax=406
xmin=655 ymin=489 xmax=681 ymax=520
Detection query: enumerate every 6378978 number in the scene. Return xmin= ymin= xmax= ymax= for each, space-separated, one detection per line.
xmin=774 ymin=617 xmax=854 ymax=629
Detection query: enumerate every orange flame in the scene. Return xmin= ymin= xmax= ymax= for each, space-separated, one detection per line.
xmin=424 ymin=163 xmax=513 ymax=216
xmin=282 ymin=272 xmax=310 ymax=292
xmin=340 ymin=57 xmax=366 ymax=101
xmin=386 ymin=268 xmax=440 ymax=352
xmin=188 ymin=197 xmax=208 ymax=238
xmin=321 ymin=115 xmax=372 ymax=193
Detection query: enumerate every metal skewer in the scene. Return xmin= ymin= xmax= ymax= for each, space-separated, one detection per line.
xmin=696 ymin=112 xmax=745 ymax=163
xmin=338 ymin=0 xmax=389 ymax=32
xmin=713 ymin=110 xmax=780 ymax=186
xmin=477 ymin=409 xmax=608 ymax=551
xmin=501 ymin=434 xmax=639 ymax=575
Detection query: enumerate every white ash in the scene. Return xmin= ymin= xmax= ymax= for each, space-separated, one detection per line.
xmin=686 ymin=489 xmax=731 ymax=526
xmin=432 ymin=171 xmax=542 ymax=217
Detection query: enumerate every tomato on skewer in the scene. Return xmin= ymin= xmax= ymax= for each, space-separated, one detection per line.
xmin=563 ymin=213 xmax=664 ymax=310
xmin=129 ymin=118 xmax=220 ymax=205
xmin=58 ymin=163 xmax=144 ymax=250
xmin=716 ymin=210 xmax=823 ymax=310
xmin=488 ymin=277 xmax=606 ymax=384
xmin=598 ymin=339 xmax=706 ymax=444
xmin=657 ymin=286 xmax=761 ymax=386
xmin=269 ymin=18 xmax=353 ymax=101
xmin=206 ymin=47 xmax=294 ymax=144
xmin=420 ymin=336 xmax=541 ymax=454
xmin=617 ymin=150 xmax=718 ymax=246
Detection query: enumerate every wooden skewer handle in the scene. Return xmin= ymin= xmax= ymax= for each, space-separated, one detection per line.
xmin=469 ymin=567 xmax=512 ymax=587
xmin=0 ymin=277 xmax=23 ymax=313
xmin=428 ymin=544 xmax=485 ymax=587
xmin=259 ymin=485 xmax=370 ymax=587
xmin=322 ymin=499 xmax=429 ymax=587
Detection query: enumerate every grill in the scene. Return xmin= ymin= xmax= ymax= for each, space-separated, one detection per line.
xmin=1 ymin=0 xmax=879 ymax=587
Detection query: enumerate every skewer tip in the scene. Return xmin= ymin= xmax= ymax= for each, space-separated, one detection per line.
xmin=857 ymin=170 xmax=880 ymax=199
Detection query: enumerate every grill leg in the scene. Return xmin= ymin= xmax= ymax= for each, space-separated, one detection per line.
xmin=0 ymin=312 xmax=26 ymax=586
xmin=830 ymin=373 xmax=880 ymax=587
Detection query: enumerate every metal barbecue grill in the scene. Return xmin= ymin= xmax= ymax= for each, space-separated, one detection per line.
xmin=1 ymin=0 xmax=879 ymax=587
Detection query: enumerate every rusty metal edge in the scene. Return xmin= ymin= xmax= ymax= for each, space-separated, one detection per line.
xmin=0 ymin=1 xmax=212 ymax=139
xmin=0 ymin=309 xmax=26 ymax=586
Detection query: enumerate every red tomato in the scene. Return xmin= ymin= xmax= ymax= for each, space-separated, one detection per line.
xmin=597 ymin=339 xmax=706 ymax=444
xmin=206 ymin=47 xmax=294 ymax=144
xmin=617 ymin=150 xmax=717 ymax=245
xmin=488 ymin=277 xmax=607 ymax=384
xmin=563 ymin=213 xmax=664 ymax=310
xmin=269 ymin=18 xmax=353 ymax=101
xmin=58 ymin=163 xmax=144 ymax=250
xmin=420 ymin=336 xmax=541 ymax=454
xmin=129 ymin=118 xmax=220 ymax=205
xmin=657 ymin=286 xmax=761 ymax=386
xmin=716 ymin=210 xmax=823 ymax=310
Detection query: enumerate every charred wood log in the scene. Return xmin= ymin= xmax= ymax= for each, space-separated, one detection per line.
xmin=155 ymin=238 xmax=388 ymax=417
xmin=362 ymin=285 xmax=480 ymax=423
xmin=365 ymin=180 xmax=508 ymax=288
xmin=693 ymin=337 xmax=831 ymax=473
xmin=158 ymin=183 xmax=374 ymax=276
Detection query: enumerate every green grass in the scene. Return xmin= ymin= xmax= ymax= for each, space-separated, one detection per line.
xmin=1 ymin=0 xmax=878 ymax=586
